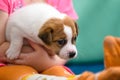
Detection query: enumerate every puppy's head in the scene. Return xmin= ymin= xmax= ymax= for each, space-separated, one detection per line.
xmin=38 ymin=16 xmax=78 ymax=60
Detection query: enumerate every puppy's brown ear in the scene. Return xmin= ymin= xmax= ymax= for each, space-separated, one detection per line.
xmin=38 ymin=27 xmax=53 ymax=45
xmin=74 ymin=21 xmax=79 ymax=36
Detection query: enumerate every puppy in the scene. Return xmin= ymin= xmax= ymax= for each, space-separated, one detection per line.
xmin=6 ymin=3 xmax=78 ymax=60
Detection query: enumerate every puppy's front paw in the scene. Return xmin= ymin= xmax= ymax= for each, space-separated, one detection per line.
xmin=6 ymin=49 xmax=20 ymax=60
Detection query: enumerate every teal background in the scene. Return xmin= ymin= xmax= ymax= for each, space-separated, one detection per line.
xmin=67 ymin=0 xmax=120 ymax=65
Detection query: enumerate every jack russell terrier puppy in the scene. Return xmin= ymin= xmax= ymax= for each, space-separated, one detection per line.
xmin=6 ymin=3 xmax=78 ymax=60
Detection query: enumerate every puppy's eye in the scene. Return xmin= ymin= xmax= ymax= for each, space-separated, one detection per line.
xmin=57 ymin=39 xmax=67 ymax=46
xmin=73 ymin=36 xmax=77 ymax=41
xmin=72 ymin=36 xmax=77 ymax=44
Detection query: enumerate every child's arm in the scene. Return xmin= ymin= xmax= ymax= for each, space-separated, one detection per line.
xmin=0 ymin=11 xmax=8 ymax=45
xmin=0 ymin=10 xmax=10 ymax=62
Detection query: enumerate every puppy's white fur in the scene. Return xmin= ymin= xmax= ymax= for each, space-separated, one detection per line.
xmin=59 ymin=26 xmax=77 ymax=59
xmin=6 ymin=3 xmax=77 ymax=60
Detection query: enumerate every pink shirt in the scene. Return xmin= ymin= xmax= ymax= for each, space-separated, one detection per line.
xmin=46 ymin=0 xmax=78 ymax=20
xmin=0 ymin=0 xmax=25 ymax=15
xmin=0 ymin=0 xmax=78 ymax=20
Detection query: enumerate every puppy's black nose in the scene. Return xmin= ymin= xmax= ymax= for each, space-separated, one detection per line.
xmin=69 ymin=52 xmax=76 ymax=58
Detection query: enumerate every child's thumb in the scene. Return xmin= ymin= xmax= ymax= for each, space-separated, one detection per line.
xmin=28 ymin=40 xmax=40 ymax=50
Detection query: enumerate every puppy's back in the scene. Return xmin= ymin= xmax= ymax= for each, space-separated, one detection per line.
xmin=6 ymin=3 xmax=66 ymax=40
xmin=7 ymin=3 xmax=65 ymax=28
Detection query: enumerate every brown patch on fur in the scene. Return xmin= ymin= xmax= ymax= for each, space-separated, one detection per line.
xmin=38 ymin=18 xmax=66 ymax=55
xmin=63 ymin=16 xmax=78 ymax=35
xmin=38 ymin=17 xmax=78 ymax=56
xmin=63 ymin=16 xmax=78 ymax=44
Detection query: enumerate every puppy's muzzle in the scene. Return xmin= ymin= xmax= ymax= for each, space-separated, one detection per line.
xmin=69 ymin=51 xmax=76 ymax=58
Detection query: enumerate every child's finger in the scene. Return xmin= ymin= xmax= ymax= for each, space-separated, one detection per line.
xmin=13 ymin=59 xmax=25 ymax=65
xmin=0 ymin=42 xmax=10 ymax=54
xmin=28 ymin=40 xmax=41 ymax=51
xmin=8 ymin=53 xmax=26 ymax=64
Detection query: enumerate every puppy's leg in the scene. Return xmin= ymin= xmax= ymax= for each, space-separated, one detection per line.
xmin=6 ymin=28 xmax=23 ymax=60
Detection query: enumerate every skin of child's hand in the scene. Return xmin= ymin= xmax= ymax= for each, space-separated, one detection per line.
xmin=12 ymin=41 xmax=67 ymax=72
xmin=0 ymin=42 xmax=10 ymax=62
xmin=0 ymin=40 xmax=66 ymax=72
xmin=0 ymin=39 xmax=35 ymax=63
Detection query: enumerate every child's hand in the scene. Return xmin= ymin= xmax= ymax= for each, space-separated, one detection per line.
xmin=12 ymin=41 xmax=66 ymax=72
xmin=0 ymin=42 xmax=10 ymax=62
